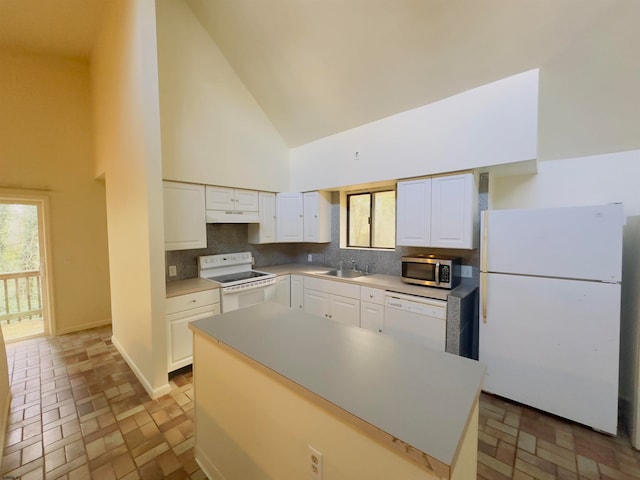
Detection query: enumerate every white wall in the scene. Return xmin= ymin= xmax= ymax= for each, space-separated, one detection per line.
xmin=0 ymin=50 xmax=112 ymax=335
xmin=621 ymin=216 xmax=640 ymax=448
xmin=290 ymin=69 xmax=539 ymax=191
xmin=156 ymin=0 xmax=289 ymax=192
xmin=490 ymin=150 xmax=640 ymax=215
xmin=537 ymin=0 xmax=640 ymax=162
xmin=91 ymin=0 xmax=169 ymax=398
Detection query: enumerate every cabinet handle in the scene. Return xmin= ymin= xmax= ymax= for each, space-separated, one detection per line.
xmin=191 ymin=299 xmax=197 ymax=303
xmin=369 ymin=294 xmax=373 ymax=298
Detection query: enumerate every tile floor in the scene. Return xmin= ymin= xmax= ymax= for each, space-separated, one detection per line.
xmin=2 ymin=327 xmax=640 ymax=480
xmin=1 ymin=317 xmax=45 ymax=343
xmin=1 ymin=326 xmax=204 ymax=480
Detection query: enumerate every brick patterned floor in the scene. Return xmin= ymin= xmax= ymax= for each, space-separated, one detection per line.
xmin=1 ymin=326 xmax=204 ymax=480
xmin=478 ymin=391 xmax=640 ymax=479
xmin=2 ymin=326 xmax=640 ymax=479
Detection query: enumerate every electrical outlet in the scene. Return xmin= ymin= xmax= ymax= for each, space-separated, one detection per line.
xmin=308 ymin=445 xmax=323 ymax=479
xmin=168 ymin=265 xmax=177 ymax=277
xmin=460 ymin=265 xmax=472 ymax=278
xmin=308 ymin=254 xmax=312 ymax=262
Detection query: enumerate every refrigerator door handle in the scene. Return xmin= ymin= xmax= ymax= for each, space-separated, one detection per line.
xmin=480 ymin=272 xmax=488 ymax=323
xmin=481 ymin=211 xmax=489 ymax=270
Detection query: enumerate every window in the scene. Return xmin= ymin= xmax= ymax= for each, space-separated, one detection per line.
xmin=347 ymin=190 xmax=395 ymax=249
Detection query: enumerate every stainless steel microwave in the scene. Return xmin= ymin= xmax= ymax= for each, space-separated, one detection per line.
xmin=401 ymin=254 xmax=461 ymax=289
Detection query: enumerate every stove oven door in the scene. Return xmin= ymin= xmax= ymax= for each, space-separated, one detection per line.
xmin=221 ymin=283 xmax=276 ymax=312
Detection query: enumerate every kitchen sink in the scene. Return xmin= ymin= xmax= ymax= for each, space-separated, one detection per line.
xmin=320 ymin=269 xmax=365 ymax=279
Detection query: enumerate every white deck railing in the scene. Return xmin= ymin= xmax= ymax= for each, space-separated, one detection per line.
xmin=0 ymin=270 xmax=42 ymax=324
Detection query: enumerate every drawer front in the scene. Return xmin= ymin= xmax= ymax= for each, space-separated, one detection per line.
xmin=304 ymin=276 xmax=331 ymax=293
xmin=166 ymin=289 xmax=220 ymax=315
xmin=360 ymin=287 xmax=385 ymax=305
xmin=304 ymin=276 xmax=360 ymax=299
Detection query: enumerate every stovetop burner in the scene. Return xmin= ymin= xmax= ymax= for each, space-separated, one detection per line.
xmin=206 ymin=270 xmax=270 ymax=285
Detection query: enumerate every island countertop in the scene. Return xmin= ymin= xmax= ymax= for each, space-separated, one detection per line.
xmin=190 ymin=302 xmax=485 ymax=473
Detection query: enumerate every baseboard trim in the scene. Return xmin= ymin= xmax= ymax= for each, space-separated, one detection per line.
xmin=111 ymin=335 xmax=171 ymax=400
xmin=55 ymin=318 xmax=112 ymax=336
xmin=0 ymin=391 xmax=11 ymax=472
xmin=195 ymin=444 xmax=226 ymax=480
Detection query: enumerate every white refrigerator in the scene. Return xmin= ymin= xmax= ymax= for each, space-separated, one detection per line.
xmin=479 ymin=204 xmax=624 ymax=434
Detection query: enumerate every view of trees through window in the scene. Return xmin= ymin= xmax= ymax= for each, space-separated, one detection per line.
xmin=0 ymin=203 xmax=43 ymax=333
xmin=0 ymin=203 xmax=40 ymax=273
xmin=347 ymin=190 xmax=396 ymax=249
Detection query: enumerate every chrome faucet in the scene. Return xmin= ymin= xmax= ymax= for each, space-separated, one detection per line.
xmin=350 ymin=258 xmax=357 ymax=271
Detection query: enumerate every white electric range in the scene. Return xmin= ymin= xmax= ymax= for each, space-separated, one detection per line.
xmin=198 ymin=252 xmax=276 ymax=312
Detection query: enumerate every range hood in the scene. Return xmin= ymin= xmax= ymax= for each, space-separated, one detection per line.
xmin=206 ymin=209 xmax=260 ymax=223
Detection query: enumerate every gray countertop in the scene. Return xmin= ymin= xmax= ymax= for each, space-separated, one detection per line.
xmin=190 ymin=302 xmax=485 ymax=467
xmin=166 ymin=263 xmax=476 ymax=301
xmin=165 ymin=277 xmax=218 ymax=298
xmin=258 ymin=263 xmax=464 ymax=301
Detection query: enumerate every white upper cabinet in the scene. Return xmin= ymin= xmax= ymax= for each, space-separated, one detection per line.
xmin=205 ymin=186 xmax=259 ymax=223
xmin=396 ymin=178 xmax=432 ymax=247
xmin=248 ymin=192 xmax=277 ymax=244
xmin=205 ymin=186 xmax=235 ymax=210
xmin=303 ymin=191 xmax=331 ymax=243
xmin=163 ymin=181 xmax=207 ymax=251
xmin=234 ymin=189 xmax=260 ymax=211
xmin=276 ymin=192 xmax=304 ymax=242
xmin=396 ymin=172 xmax=477 ymax=249
xmin=430 ymin=173 xmax=476 ymax=249
xmin=275 ymin=191 xmax=331 ymax=243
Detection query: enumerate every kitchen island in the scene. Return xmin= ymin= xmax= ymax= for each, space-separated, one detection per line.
xmin=190 ymin=302 xmax=485 ymax=480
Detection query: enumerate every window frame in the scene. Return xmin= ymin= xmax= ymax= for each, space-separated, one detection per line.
xmin=346 ymin=188 xmax=396 ymax=250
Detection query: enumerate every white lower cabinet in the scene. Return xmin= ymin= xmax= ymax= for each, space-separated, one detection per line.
xmin=303 ymin=276 xmax=360 ymax=327
xmin=361 ymin=303 xmax=384 ymax=332
xmin=360 ymin=287 xmax=385 ymax=333
xmin=166 ymin=289 xmax=220 ymax=372
xmin=329 ymin=295 xmax=360 ymax=327
xmin=275 ymin=275 xmax=291 ymax=306
xmin=290 ymin=275 xmax=304 ymax=310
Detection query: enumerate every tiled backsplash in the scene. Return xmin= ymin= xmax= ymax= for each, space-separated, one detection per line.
xmin=166 ymin=176 xmax=487 ymax=283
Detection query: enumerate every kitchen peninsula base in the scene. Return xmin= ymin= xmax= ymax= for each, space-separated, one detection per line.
xmin=191 ymin=303 xmax=484 ymax=480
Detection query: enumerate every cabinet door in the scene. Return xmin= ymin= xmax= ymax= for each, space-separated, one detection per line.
xmin=248 ymin=192 xmax=277 ymax=244
xmin=330 ymin=295 xmax=361 ymax=327
xmin=234 ymin=189 xmax=259 ymax=212
xmin=361 ymin=301 xmax=384 ymax=333
xmin=205 ymin=186 xmax=235 ymax=210
xmin=304 ymin=289 xmax=329 ymax=318
xmin=167 ymin=304 xmax=220 ymax=372
xmin=290 ymin=275 xmax=304 ymax=310
xmin=303 ymin=191 xmax=331 ymax=243
xmin=276 ymin=193 xmax=304 ymax=242
xmin=396 ymin=178 xmax=431 ymax=247
xmin=431 ymin=173 xmax=475 ymax=249
xmin=163 ymin=181 xmax=206 ymax=251
xmin=275 ymin=275 xmax=291 ymax=306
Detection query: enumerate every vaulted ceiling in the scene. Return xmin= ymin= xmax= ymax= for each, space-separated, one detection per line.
xmin=0 ymin=0 xmax=621 ymax=147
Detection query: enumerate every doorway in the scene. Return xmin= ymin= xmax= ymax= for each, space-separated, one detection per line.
xmin=0 ymin=195 xmax=53 ymax=342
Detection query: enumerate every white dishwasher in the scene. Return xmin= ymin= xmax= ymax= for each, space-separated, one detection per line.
xmin=383 ymin=292 xmax=447 ymax=351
